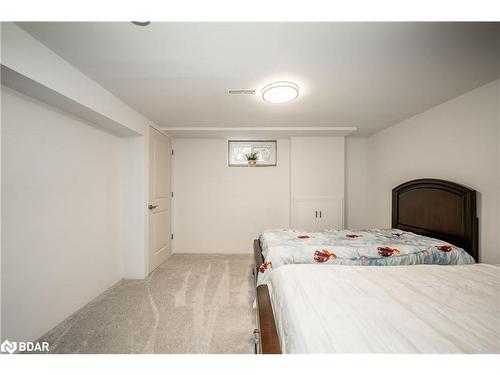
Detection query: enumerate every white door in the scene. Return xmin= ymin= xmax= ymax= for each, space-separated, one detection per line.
xmin=294 ymin=199 xmax=324 ymax=231
xmin=317 ymin=197 xmax=344 ymax=229
xmin=148 ymin=127 xmax=172 ymax=273
xmin=292 ymin=196 xmax=344 ymax=231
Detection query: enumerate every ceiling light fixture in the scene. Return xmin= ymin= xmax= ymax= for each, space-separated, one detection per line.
xmin=262 ymin=81 xmax=299 ymax=104
xmin=131 ymin=21 xmax=151 ymax=26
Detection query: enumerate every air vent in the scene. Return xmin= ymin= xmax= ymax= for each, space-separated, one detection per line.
xmin=228 ymin=89 xmax=256 ymax=95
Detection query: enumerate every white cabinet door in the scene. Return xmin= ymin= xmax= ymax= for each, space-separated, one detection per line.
xmin=295 ymin=199 xmax=323 ymax=231
xmin=290 ymin=137 xmax=345 ymax=231
xmin=318 ymin=197 xmax=344 ymax=229
xmin=292 ymin=196 xmax=344 ymax=231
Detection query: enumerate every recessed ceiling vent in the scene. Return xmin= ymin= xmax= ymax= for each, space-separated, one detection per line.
xmin=227 ymin=89 xmax=255 ymax=95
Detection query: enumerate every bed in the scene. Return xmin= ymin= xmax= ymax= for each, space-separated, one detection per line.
xmin=254 ymin=178 xmax=478 ymax=284
xmin=266 ymin=263 xmax=499 ymax=353
xmin=254 ymin=178 xmax=484 ymax=354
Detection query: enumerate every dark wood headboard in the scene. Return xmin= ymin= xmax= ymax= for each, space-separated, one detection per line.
xmin=392 ymin=178 xmax=478 ymax=261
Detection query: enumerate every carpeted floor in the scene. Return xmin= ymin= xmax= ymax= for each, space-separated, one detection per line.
xmin=38 ymin=254 xmax=256 ymax=354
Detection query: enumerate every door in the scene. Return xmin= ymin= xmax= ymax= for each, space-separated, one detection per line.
xmin=292 ymin=196 xmax=344 ymax=231
xmin=317 ymin=197 xmax=344 ymax=229
xmin=148 ymin=127 xmax=172 ymax=273
xmin=294 ymin=199 xmax=324 ymax=231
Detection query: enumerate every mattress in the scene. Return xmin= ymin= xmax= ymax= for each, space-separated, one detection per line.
xmin=267 ymin=263 xmax=500 ymax=353
xmin=257 ymin=228 xmax=475 ymax=285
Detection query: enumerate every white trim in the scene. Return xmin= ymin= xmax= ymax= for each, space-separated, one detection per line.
xmin=161 ymin=126 xmax=357 ymax=132
xmin=161 ymin=127 xmax=357 ymax=139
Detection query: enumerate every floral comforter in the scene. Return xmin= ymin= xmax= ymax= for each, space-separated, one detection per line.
xmin=257 ymin=228 xmax=475 ymax=286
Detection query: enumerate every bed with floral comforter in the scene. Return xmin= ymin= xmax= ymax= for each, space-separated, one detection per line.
xmin=257 ymin=228 xmax=475 ymax=286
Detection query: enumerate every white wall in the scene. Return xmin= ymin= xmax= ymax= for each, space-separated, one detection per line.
xmin=120 ymin=136 xmax=147 ymax=278
xmin=1 ymin=22 xmax=154 ymax=281
xmin=172 ymin=138 xmax=290 ymax=253
xmin=366 ymin=79 xmax=500 ymax=264
xmin=0 ymin=25 xmax=3 ymax=341
xmin=345 ymin=136 xmax=369 ymax=229
xmin=1 ymin=87 xmax=123 ymax=341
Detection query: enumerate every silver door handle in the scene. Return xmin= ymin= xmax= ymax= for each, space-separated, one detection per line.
xmin=148 ymin=204 xmax=158 ymax=210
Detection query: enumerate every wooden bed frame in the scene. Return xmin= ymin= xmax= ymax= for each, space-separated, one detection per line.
xmin=253 ymin=178 xmax=478 ymax=354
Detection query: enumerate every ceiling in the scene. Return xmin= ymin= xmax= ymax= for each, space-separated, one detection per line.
xmin=18 ymin=22 xmax=500 ymax=136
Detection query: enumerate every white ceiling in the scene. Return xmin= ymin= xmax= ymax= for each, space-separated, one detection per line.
xmin=18 ymin=22 xmax=500 ymax=136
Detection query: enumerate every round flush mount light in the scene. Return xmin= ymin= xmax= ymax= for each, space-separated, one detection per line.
xmin=131 ymin=21 xmax=151 ymax=26
xmin=262 ymin=81 xmax=299 ymax=104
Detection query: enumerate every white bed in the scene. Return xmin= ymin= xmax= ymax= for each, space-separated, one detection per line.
xmin=267 ymin=264 xmax=500 ymax=353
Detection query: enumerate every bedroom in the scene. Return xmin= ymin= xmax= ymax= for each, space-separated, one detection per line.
xmin=0 ymin=1 xmax=499 ymax=373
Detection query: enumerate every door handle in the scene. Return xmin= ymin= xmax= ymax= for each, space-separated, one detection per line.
xmin=315 ymin=210 xmax=318 ymax=218
xmin=319 ymin=211 xmax=322 ymax=218
xmin=148 ymin=204 xmax=159 ymax=210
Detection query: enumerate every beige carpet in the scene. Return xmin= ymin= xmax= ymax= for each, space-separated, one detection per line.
xmin=38 ymin=254 xmax=256 ymax=354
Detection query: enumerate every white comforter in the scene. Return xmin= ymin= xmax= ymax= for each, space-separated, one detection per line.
xmin=268 ymin=264 xmax=500 ymax=353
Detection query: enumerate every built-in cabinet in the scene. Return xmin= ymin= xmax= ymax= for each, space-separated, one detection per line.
xmin=290 ymin=137 xmax=345 ymax=230
xmin=293 ymin=196 xmax=344 ymax=230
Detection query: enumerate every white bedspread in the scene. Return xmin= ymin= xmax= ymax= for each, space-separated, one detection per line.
xmin=267 ymin=264 xmax=500 ymax=353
